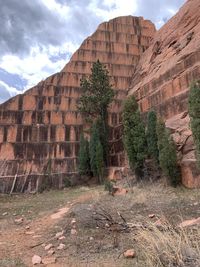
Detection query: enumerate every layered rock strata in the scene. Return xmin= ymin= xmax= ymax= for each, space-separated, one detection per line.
xmin=129 ymin=0 xmax=200 ymax=188
xmin=0 ymin=16 xmax=155 ymax=193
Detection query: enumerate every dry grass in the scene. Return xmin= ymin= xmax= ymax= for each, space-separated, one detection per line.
xmin=136 ymin=220 xmax=200 ymax=267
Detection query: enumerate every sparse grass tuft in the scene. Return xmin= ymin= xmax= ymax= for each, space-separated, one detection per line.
xmin=136 ymin=220 xmax=200 ymax=267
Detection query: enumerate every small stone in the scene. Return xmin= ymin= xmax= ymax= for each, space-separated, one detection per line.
xmin=148 ymin=214 xmax=156 ymax=218
xmin=55 ymin=231 xmax=64 ymax=239
xmin=25 ymin=231 xmax=35 ymax=235
xmin=25 ymin=225 xmax=30 ymax=230
xmin=193 ymin=202 xmax=198 ymax=206
xmin=89 ymin=237 xmax=94 ymax=241
xmin=105 ymin=223 xmax=110 ymax=228
xmin=42 ymin=256 xmax=56 ymax=265
xmin=47 ymin=249 xmax=55 ymax=256
xmin=71 ymin=218 xmax=76 ymax=225
xmin=32 ymin=255 xmax=42 ymax=265
xmin=2 ymin=212 xmax=8 ymax=216
xmin=14 ymin=218 xmax=23 ymax=224
xmin=58 ymin=236 xmax=66 ymax=240
xmin=71 ymin=229 xmax=77 ymax=235
xmin=123 ymin=249 xmax=136 ymax=258
xmin=45 ymin=243 xmax=53 ymax=251
xmin=178 ymin=217 xmax=200 ymax=228
xmin=57 ymin=243 xmax=65 ymax=250
xmin=154 ymin=219 xmax=163 ymax=227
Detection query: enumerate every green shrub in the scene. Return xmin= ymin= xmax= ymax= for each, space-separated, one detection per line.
xmin=156 ymin=119 xmax=181 ymax=187
xmin=146 ymin=110 xmax=159 ymax=162
xmin=104 ymin=179 xmax=114 ymax=193
xmin=78 ymin=133 xmax=90 ymax=176
xmin=122 ymin=95 xmax=147 ymax=179
xmin=188 ymin=80 xmax=200 ymax=167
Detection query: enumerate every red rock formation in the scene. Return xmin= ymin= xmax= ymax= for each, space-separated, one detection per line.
xmin=129 ymin=0 xmax=200 ymax=188
xmin=0 ymin=16 xmax=155 ymax=193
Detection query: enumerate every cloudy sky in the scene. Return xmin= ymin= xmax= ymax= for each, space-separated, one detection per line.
xmin=0 ymin=0 xmax=185 ymax=104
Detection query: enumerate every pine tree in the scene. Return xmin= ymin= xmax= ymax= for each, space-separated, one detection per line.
xmin=156 ymin=119 xmax=180 ymax=187
xmin=89 ymin=122 xmax=105 ymax=183
xmin=78 ymin=133 xmax=90 ymax=176
xmin=122 ymin=95 xmax=147 ymax=179
xmin=89 ymin=122 xmax=99 ymax=177
xmin=78 ymin=60 xmax=114 ymax=164
xmin=146 ymin=110 xmax=159 ymax=162
xmin=188 ymin=80 xmax=200 ymax=167
xmin=95 ymin=140 xmax=104 ymax=184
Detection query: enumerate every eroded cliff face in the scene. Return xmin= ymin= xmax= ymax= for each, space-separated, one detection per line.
xmin=129 ymin=0 xmax=200 ymax=188
xmin=0 ymin=16 xmax=155 ymax=193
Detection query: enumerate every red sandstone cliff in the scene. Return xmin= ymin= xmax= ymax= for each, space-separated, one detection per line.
xmin=129 ymin=0 xmax=200 ymax=188
xmin=0 ymin=16 xmax=155 ymax=193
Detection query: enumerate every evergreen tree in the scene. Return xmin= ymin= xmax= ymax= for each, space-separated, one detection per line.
xmin=188 ymin=80 xmax=200 ymax=167
xmin=78 ymin=60 xmax=114 ymax=164
xmin=156 ymin=119 xmax=180 ymax=187
xmin=146 ymin=110 xmax=159 ymax=162
xmin=78 ymin=133 xmax=90 ymax=176
xmin=89 ymin=122 xmax=105 ymax=183
xmin=89 ymin=122 xmax=99 ymax=177
xmin=95 ymin=140 xmax=104 ymax=184
xmin=122 ymin=95 xmax=147 ymax=179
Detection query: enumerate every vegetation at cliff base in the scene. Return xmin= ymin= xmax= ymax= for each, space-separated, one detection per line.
xmin=146 ymin=110 xmax=159 ymax=162
xmin=78 ymin=133 xmax=90 ymax=176
xmin=78 ymin=60 xmax=114 ymax=165
xmin=122 ymin=95 xmax=147 ymax=179
xmin=188 ymin=80 xmax=200 ymax=167
xmin=156 ymin=119 xmax=180 ymax=187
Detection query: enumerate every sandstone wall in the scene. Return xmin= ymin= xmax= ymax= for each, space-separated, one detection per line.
xmin=0 ymin=16 xmax=156 ymax=193
xmin=129 ymin=0 xmax=200 ymax=188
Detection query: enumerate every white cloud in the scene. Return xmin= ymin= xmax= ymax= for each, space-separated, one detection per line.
xmin=89 ymin=0 xmax=137 ymax=20
xmin=0 ymin=0 xmax=185 ymax=103
xmin=0 ymin=41 xmax=78 ymax=90
xmin=0 ymin=80 xmax=22 ymax=97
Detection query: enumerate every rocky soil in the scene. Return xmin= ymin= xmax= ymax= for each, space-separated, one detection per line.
xmin=0 ymin=181 xmax=200 ymax=266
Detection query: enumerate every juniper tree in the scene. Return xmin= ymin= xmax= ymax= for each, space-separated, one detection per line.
xmin=78 ymin=60 xmax=114 ymax=164
xmin=78 ymin=133 xmax=90 ymax=176
xmin=156 ymin=119 xmax=180 ymax=187
xmin=95 ymin=140 xmax=104 ymax=184
xmin=89 ymin=122 xmax=104 ymax=183
xmin=188 ymin=80 xmax=200 ymax=167
xmin=146 ymin=110 xmax=159 ymax=162
xmin=122 ymin=95 xmax=147 ymax=179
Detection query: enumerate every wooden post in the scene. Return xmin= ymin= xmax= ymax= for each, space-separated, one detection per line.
xmin=10 ymin=164 xmax=19 ymax=195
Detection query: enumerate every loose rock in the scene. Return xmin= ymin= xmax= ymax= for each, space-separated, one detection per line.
xmin=45 ymin=243 xmax=53 ymax=251
xmin=42 ymin=256 xmax=56 ymax=265
xmin=55 ymin=231 xmax=64 ymax=239
xmin=71 ymin=229 xmax=77 ymax=235
xmin=14 ymin=218 xmax=23 ymax=224
xmin=32 ymin=255 xmax=42 ymax=265
xmin=148 ymin=214 xmax=156 ymax=218
xmin=59 ymin=236 xmax=66 ymax=240
xmin=124 ymin=249 xmax=136 ymax=258
xmin=47 ymin=249 xmax=55 ymax=256
xmin=179 ymin=217 xmax=200 ymax=228
xmin=57 ymin=243 xmax=66 ymax=250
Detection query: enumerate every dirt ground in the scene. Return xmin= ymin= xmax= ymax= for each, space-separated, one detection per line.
xmin=0 ymin=181 xmax=200 ymax=267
